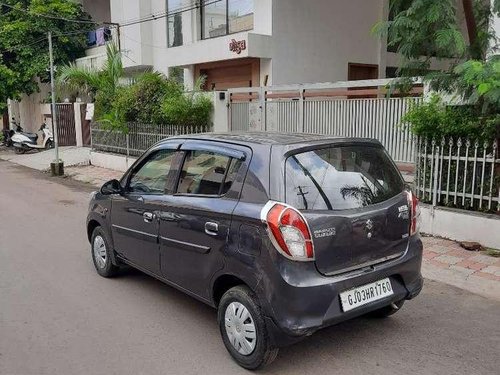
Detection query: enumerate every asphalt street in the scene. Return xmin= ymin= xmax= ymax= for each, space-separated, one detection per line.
xmin=1 ymin=160 xmax=499 ymax=375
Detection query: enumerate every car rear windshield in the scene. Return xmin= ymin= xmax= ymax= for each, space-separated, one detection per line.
xmin=285 ymin=145 xmax=404 ymax=210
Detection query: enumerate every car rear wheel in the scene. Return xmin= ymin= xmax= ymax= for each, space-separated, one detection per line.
xmin=218 ymin=285 xmax=279 ymax=370
xmin=91 ymin=227 xmax=119 ymax=278
xmin=368 ymin=300 xmax=405 ymax=318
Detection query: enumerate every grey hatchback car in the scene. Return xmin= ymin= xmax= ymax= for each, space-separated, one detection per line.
xmin=86 ymin=132 xmax=423 ymax=369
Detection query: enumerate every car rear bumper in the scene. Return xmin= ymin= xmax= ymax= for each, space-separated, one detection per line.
xmin=258 ymin=236 xmax=423 ymax=347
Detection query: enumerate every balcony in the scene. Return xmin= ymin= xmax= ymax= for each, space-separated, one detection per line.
xmin=75 ymin=27 xmax=117 ymax=70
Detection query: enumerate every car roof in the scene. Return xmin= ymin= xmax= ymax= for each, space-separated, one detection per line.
xmin=166 ymin=132 xmax=382 ymax=147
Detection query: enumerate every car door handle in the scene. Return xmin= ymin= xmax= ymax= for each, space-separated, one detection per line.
xmin=205 ymin=222 xmax=219 ymax=236
xmin=143 ymin=212 xmax=155 ymax=223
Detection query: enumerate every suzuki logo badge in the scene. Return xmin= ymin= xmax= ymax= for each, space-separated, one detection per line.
xmin=365 ymin=219 xmax=374 ymax=239
xmin=366 ymin=219 xmax=374 ymax=231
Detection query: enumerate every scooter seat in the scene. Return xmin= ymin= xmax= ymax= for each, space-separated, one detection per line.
xmin=22 ymin=133 xmax=38 ymax=142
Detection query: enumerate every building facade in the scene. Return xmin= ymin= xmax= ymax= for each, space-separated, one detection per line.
xmin=107 ymin=0 xmax=392 ymax=88
xmin=76 ymin=0 xmax=474 ymax=90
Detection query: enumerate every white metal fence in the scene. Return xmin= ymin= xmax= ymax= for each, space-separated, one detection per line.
xmin=91 ymin=122 xmax=212 ymax=156
xmin=415 ymin=138 xmax=500 ymax=212
xmin=228 ymin=79 xmax=422 ymax=163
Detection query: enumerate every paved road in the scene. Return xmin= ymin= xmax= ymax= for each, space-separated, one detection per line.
xmin=1 ymin=160 xmax=499 ymax=375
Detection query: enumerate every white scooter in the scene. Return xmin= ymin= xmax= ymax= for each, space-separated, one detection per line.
xmin=11 ymin=123 xmax=54 ymax=154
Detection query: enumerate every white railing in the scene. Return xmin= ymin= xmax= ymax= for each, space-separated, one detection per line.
xmin=416 ymin=138 xmax=500 ymax=212
xmin=228 ymin=79 xmax=422 ymax=163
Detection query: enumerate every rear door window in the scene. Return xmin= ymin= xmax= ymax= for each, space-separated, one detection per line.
xmin=176 ymin=150 xmax=241 ymax=196
xmin=285 ymin=146 xmax=404 ymax=210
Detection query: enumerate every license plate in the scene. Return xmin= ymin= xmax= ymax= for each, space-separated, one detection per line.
xmin=340 ymin=278 xmax=393 ymax=312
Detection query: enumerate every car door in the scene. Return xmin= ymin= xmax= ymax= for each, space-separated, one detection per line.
xmin=158 ymin=141 xmax=249 ymax=299
xmin=111 ymin=146 xmax=178 ymax=275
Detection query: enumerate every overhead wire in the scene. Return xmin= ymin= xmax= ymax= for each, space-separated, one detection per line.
xmin=120 ymin=0 xmax=222 ymax=27
xmin=116 ymin=0 xmax=198 ymax=26
xmin=0 ymin=27 xmax=114 ymax=55
xmin=0 ymin=0 xmax=223 ymax=59
xmin=0 ymin=0 xmax=223 ymax=28
xmin=0 ymin=1 xmax=97 ymax=24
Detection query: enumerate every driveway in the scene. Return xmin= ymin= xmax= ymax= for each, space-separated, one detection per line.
xmin=0 ymin=161 xmax=499 ymax=375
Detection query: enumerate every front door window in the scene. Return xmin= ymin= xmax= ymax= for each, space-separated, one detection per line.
xmin=128 ymin=150 xmax=176 ymax=194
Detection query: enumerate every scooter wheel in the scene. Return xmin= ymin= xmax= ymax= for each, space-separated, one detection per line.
xmin=14 ymin=147 xmax=25 ymax=154
xmin=45 ymin=140 xmax=54 ymax=149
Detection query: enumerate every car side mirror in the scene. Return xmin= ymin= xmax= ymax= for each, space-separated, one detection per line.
xmin=101 ymin=179 xmax=123 ymax=195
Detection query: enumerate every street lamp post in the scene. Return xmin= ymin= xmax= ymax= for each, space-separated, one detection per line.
xmin=48 ymin=31 xmax=64 ymax=176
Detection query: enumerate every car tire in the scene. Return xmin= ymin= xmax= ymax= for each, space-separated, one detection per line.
xmin=218 ymin=285 xmax=279 ymax=370
xmin=91 ymin=227 xmax=119 ymax=278
xmin=368 ymin=300 xmax=405 ymax=318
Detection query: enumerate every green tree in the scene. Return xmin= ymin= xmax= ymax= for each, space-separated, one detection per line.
xmin=0 ymin=0 xmax=93 ymax=113
xmin=375 ymin=0 xmax=500 ymax=114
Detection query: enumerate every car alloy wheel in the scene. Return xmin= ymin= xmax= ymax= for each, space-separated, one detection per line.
xmin=224 ymin=301 xmax=257 ymax=355
xmin=93 ymin=235 xmax=107 ymax=269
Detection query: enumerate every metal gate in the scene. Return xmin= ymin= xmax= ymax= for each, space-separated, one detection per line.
xmin=53 ymin=103 xmax=76 ymax=146
xmin=228 ymin=79 xmax=423 ymax=164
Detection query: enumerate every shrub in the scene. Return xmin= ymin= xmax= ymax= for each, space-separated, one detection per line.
xmin=98 ymin=107 xmax=127 ymax=133
xmin=94 ymin=87 xmax=116 ymax=121
xmin=113 ymin=72 xmax=183 ymax=124
xmin=161 ymin=92 xmax=213 ymax=127
xmin=402 ymin=94 xmax=498 ymax=141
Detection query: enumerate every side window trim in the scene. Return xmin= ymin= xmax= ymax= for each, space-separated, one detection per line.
xmin=179 ymin=142 xmax=246 ymax=161
xmin=217 ymin=157 xmax=234 ymax=196
xmin=171 ymin=150 xmax=189 ymax=195
xmin=164 ymin=150 xmax=186 ymax=195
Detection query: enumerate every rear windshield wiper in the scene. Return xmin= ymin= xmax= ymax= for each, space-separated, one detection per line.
xmin=291 ymin=155 xmax=333 ymax=210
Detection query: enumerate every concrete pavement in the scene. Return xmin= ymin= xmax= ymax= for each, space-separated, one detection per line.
xmin=422 ymin=237 xmax=500 ymax=301
xmin=0 ymin=146 xmax=90 ymax=171
xmin=65 ymin=164 xmax=122 ymax=187
xmin=1 ymin=160 xmax=500 ymax=375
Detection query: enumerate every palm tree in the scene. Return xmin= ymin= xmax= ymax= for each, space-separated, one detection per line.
xmin=57 ymin=43 xmax=124 ymax=129
xmin=57 ymin=43 xmax=123 ymax=108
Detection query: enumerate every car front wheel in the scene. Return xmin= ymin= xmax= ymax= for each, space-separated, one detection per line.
xmin=91 ymin=227 xmax=119 ymax=278
xmin=218 ymin=285 xmax=278 ymax=370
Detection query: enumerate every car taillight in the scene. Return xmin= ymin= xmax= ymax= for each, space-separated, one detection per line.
xmin=406 ymin=190 xmax=420 ymax=236
xmin=261 ymin=202 xmax=314 ymax=261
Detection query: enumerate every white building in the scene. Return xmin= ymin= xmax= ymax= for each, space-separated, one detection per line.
xmin=76 ymin=0 xmax=469 ymax=90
